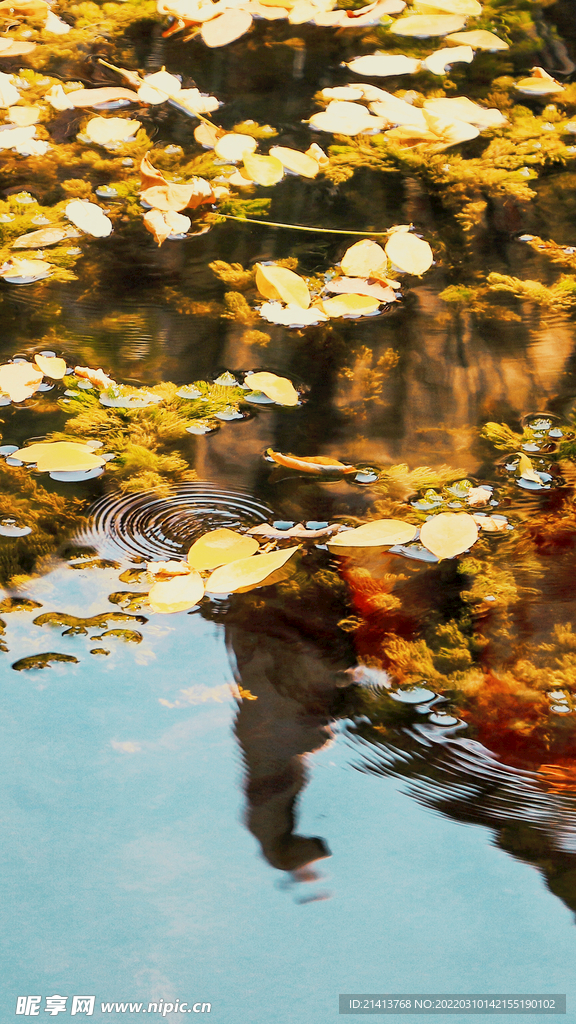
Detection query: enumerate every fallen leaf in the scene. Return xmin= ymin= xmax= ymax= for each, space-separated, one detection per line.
xmin=44 ymin=9 xmax=70 ymax=32
xmin=206 ymin=546 xmax=298 ymax=594
xmin=308 ymin=100 xmax=385 ymax=136
xmin=368 ymin=91 xmax=427 ymax=128
xmin=44 ymin=83 xmax=74 ymax=111
xmin=472 ymin=514 xmax=509 ymax=533
xmin=259 ymin=302 xmax=329 ymax=326
xmin=421 ymin=44 xmax=473 ymax=75
xmin=321 ymin=293 xmax=381 ymax=317
xmin=66 ymin=199 xmax=112 ymax=238
xmin=147 ymin=560 xmax=192 ymax=575
xmin=139 ymin=152 xmax=167 ymax=189
xmin=149 ymin=569 xmax=204 ymax=613
xmin=12 ymin=225 xmax=79 ymax=249
xmin=515 ymin=67 xmax=565 ymax=96
xmin=255 ymin=263 xmax=310 ymax=307
xmin=7 ymin=105 xmax=41 ymax=126
xmin=74 ymin=365 xmax=115 ymax=389
xmin=0 ymin=37 xmax=35 ymax=57
xmin=413 ymin=0 xmax=480 ymax=13
xmin=345 ymin=53 xmax=421 ymax=77
xmin=137 ymin=69 xmax=182 ymax=104
xmin=84 ymin=115 xmax=141 ymax=144
xmin=390 ymin=13 xmax=467 ymax=36
xmin=445 ymin=28 xmax=509 ymax=49
xmin=419 ymin=511 xmax=478 ymax=558
xmin=141 ymin=177 xmax=214 ymax=211
xmin=34 ymin=354 xmax=66 ymax=378
xmin=187 ymin=528 xmax=259 ymax=570
xmin=341 ymin=239 xmax=387 ymax=278
xmin=247 ymin=522 xmax=342 ymax=539
xmin=0 ymin=124 xmax=48 ymax=155
xmin=242 ymin=151 xmax=284 ymax=185
xmin=201 ymin=8 xmax=253 ymax=46
xmin=0 ymin=71 xmax=20 ymax=106
xmin=517 ymin=452 xmax=542 ymax=483
xmin=143 ymin=208 xmax=191 ymax=245
xmin=423 ymin=96 xmax=507 ymax=128
xmin=194 ymin=121 xmax=221 ymax=148
xmin=14 ymin=441 xmax=106 ymax=472
xmin=0 ymin=361 xmax=43 ymax=401
xmin=269 ymin=145 xmax=320 ymax=177
xmin=244 ymin=371 xmax=299 ymax=405
xmin=385 ymin=230 xmax=433 ymax=274
xmin=214 ymin=132 xmax=257 ymax=161
xmin=267 ymin=449 xmax=357 ymax=473
xmin=0 ymin=257 xmax=52 ymax=282
xmin=175 ymin=88 xmax=220 ymax=115
xmin=326 ymin=276 xmax=396 ymax=302
xmin=328 ymin=518 xmax=417 ymax=547
xmin=465 ymin=486 xmax=491 ymax=507
xmin=68 ymin=86 xmax=140 ymax=108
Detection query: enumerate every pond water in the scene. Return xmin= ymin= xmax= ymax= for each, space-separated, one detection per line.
xmin=1 ymin=0 xmax=576 ymax=1021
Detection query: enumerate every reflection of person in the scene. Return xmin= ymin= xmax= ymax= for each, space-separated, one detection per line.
xmin=225 ymin=582 xmax=355 ymax=872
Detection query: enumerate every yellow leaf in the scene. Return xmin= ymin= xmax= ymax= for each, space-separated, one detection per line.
xmin=419 ymin=512 xmax=478 ymax=559
xmin=515 ymin=68 xmax=565 ymax=96
xmin=423 ymin=96 xmax=507 ymax=128
xmin=305 ymin=142 xmax=329 ymax=167
xmin=0 ymin=257 xmax=52 ymax=282
xmin=321 ymin=293 xmax=381 ymax=317
xmin=74 ymin=365 xmax=115 ymax=389
xmin=244 ymin=371 xmax=299 ymax=405
xmin=143 ymin=209 xmax=190 ymax=246
xmin=445 ymin=29 xmax=509 ymax=49
xmin=33 ymin=354 xmax=66 ymax=379
xmin=326 ymin=276 xmax=396 ymax=302
xmin=385 ymin=230 xmax=433 ymax=274
xmin=68 ymin=86 xmax=139 ymax=108
xmin=340 ymin=239 xmax=387 ymax=278
xmin=308 ymin=100 xmax=385 ymax=136
xmin=13 ymin=441 xmax=106 ymax=472
xmin=149 ymin=569 xmax=204 ymax=613
xmin=0 ymin=38 xmax=35 ymax=57
xmin=0 ymin=361 xmax=43 ymax=401
xmin=12 ymin=226 xmax=76 ymax=249
xmin=421 ymin=44 xmax=474 ymax=75
xmin=345 ymin=53 xmax=421 ymax=77
xmin=140 ymin=177 xmax=214 ymax=212
xmin=65 ymin=199 xmax=112 ymax=238
xmin=206 ymin=546 xmax=299 ymax=594
xmin=390 ymin=13 xmax=467 ymax=36
xmin=214 ymin=133 xmax=257 ymax=162
xmin=242 ymin=152 xmax=284 ymax=186
xmin=194 ymin=122 xmax=221 ymax=148
xmin=328 ymin=519 xmax=417 ymax=547
xmin=413 ymin=0 xmax=481 ymax=13
xmin=201 ymin=8 xmax=253 ymax=46
xmin=84 ymin=116 xmax=141 ymax=144
xmin=7 ymin=105 xmax=40 ymax=126
xmin=267 ymin=449 xmax=356 ymax=474
xmin=147 ymin=560 xmax=192 ymax=575
xmin=517 ymin=452 xmax=542 ymax=483
xmin=269 ymin=146 xmax=319 ymax=178
xmin=258 ymin=302 xmax=329 ymax=326
xmin=255 ymin=264 xmax=310 ymax=308
xmin=187 ymin=528 xmax=259 ymax=570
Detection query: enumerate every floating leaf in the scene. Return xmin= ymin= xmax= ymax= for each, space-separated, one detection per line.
xmin=206 ymin=546 xmax=298 ymax=594
xmin=369 ymin=92 xmax=427 ymax=128
xmin=413 ymin=0 xmax=480 ymax=13
xmin=306 ymin=142 xmax=329 ymax=167
xmin=0 ymin=125 xmax=48 ymax=156
xmin=244 ymin=371 xmax=299 ymax=405
xmin=385 ymin=230 xmax=433 ymax=274
xmin=390 ymin=13 xmax=467 ymax=35
xmin=445 ymin=29 xmax=508 ymax=49
xmin=326 ymin=276 xmax=396 ymax=302
xmin=328 ymin=519 xmax=417 ymax=547
xmin=187 ymin=528 xmax=259 ymax=570
xmin=12 ymin=226 xmax=78 ymax=249
xmin=340 ymin=239 xmax=387 ymax=279
xmin=259 ymin=302 xmax=329 ymax=326
xmin=517 ymin=452 xmax=542 ymax=483
xmin=321 ymin=293 xmax=381 ymax=317
xmin=147 ymin=560 xmax=192 ymax=575
xmin=214 ymin=132 xmax=257 ymax=161
xmin=194 ymin=122 xmax=221 ymax=148
xmin=68 ymin=86 xmax=139 ymax=108
xmin=84 ymin=116 xmax=141 ymax=144
xmin=74 ymin=365 xmax=115 ymax=389
xmin=34 ymin=354 xmax=66 ymax=379
xmin=515 ymin=67 xmax=565 ymax=96
xmin=421 ymin=44 xmax=473 ymax=75
xmin=140 ymin=177 xmax=214 ymax=211
xmin=143 ymin=208 xmax=190 ymax=245
xmin=423 ymin=96 xmax=507 ymax=128
xmin=0 ymin=257 xmax=52 ymax=283
xmin=0 ymin=37 xmax=36 ymax=57
xmin=0 ymin=361 xmax=43 ymax=401
xmin=308 ymin=100 xmax=385 ymax=136
xmin=267 ymin=449 xmax=356 ymax=473
xmin=13 ymin=441 xmax=106 ymax=472
xmin=255 ymin=264 xmax=310 ymax=308
xmin=242 ymin=152 xmax=284 ymax=186
xmin=0 ymin=71 xmax=20 ymax=106
xmin=7 ymin=105 xmax=41 ymax=126
xmin=149 ymin=569 xmax=204 ymax=613
xmin=345 ymin=53 xmax=421 ymax=77
xmin=66 ymin=200 xmax=113 ymax=238
xmin=419 ymin=511 xmax=478 ymax=559
xmin=269 ymin=146 xmax=320 ymax=177
xmin=201 ymin=8 xmax=253 ymax=46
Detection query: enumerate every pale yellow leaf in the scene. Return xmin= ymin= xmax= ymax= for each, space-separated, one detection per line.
xmin=206 ymin=546 xmax=299 ymax=594
xmin=244 ymin=371 xmax=299 ymax=405
xmin=341 ymin=239 xmax=387 ymax=278
xmin=305 ymin=142 xmax=329 ymax=167
xmin=326 ymin=276 xmax=396 ymax=302
xmin=321 ymin=293 xmax=381 ymax=317
xmin=0 ymin=37 xmax=35 ymax=57
xmin=517 ymin=452 xmax=542 ymax=483
xmin=269 ymin=146 xmax=319 ymax=177
xmin=308 ymin=100 xmax=385 ymax=136
xmin=149 ymin=569 xmax=204 ymax=613
xmin=66 ymin=199 xmax=112 ymax=238
xmin=423 ymin=96 xmax=507 ymax=128
xmin=0 ymin=361 xmax=43 ymax=401
xmin=242 ymin=152 xmax=284 ymax=186
xmin=391 ymin=13 xmax=467 ymax=36
xmin=419 ymin=512 xmax=478 ymax=559
xmin=421 ymin=44 xmax=473 ymax=75
xmin=255 ymin=264 xmax=310 ymax=308
xmin=516 ymin=68 xmax=565 ymax=96
xmin=267 ymin=449 xmax=356 ymax=473
xmin=328 ymin=519 xmax=417 ymax=547
xmin=74 ymin=365 xmax=115 ymax=389
xmin=68 ymin=86 xmax=139 ymax=108
xmin=147 ymin=560 xmax=192 ymax=575
xmin=259 ymin=302 xmax=329 ymax=326
xmin=14 ymin=441 xmax=106 ymax=472
xmin=143 ymin=208 xmax=190 ymax=245
xmin=201 ymin=8 xmax=253 ymax=46
xmin=345 ymin=53 xmax=421 ymax=77
xmin=214 ymin=132 xmax=257 ymax=161
xmin=0 ymin=72 xmax=20 ymax=106
xmin=7 ymin=105 xmax=40 ymax=126
xmin=0 ymin=257 xmax=52 ymax=282
xmin=140 ymin=177 xmax=214 ymax=211
xmin=34 ymin=354 xmax=66 ymax=379
xmin=445 ymin=29 xmax=508 ymax=49
xmin=12 ymin=225 xmax=78 ymax=249
xmin=84 ymin=116 xmax=141 ymax=144
xmin=369 ymin=92 xmax=427 ymax=128
xmin=187 ymin=528 xmax=259 ymax=570
xmin=413 ymin=0 xmax=480 ymax=13
xmin=194 ymin=122 xmax=221 ymax=148
xmin=385 ymin=230 xmax=433 ymax=274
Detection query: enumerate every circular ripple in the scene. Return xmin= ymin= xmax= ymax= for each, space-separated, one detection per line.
xmin=80 ymin=482 xmax=274 ymax=562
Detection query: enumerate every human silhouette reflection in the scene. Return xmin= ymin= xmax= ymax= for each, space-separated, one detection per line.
xmin=222 ymin=574 xmax=355 ymax=873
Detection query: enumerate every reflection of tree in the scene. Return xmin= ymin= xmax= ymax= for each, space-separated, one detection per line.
xmin=223 ymin=576 xmax=355 ymax=871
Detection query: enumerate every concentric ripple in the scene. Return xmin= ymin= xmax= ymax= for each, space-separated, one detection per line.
xmin=80 ymin=482 xmax=274 ymax=562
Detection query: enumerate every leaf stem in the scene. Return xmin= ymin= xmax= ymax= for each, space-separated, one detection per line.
xmin=219 ymin=215 xmax=390 ymax=236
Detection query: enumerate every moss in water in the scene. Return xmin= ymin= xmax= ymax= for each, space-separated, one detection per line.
xmin=12 ymin=651 xmax=79 ymax=670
